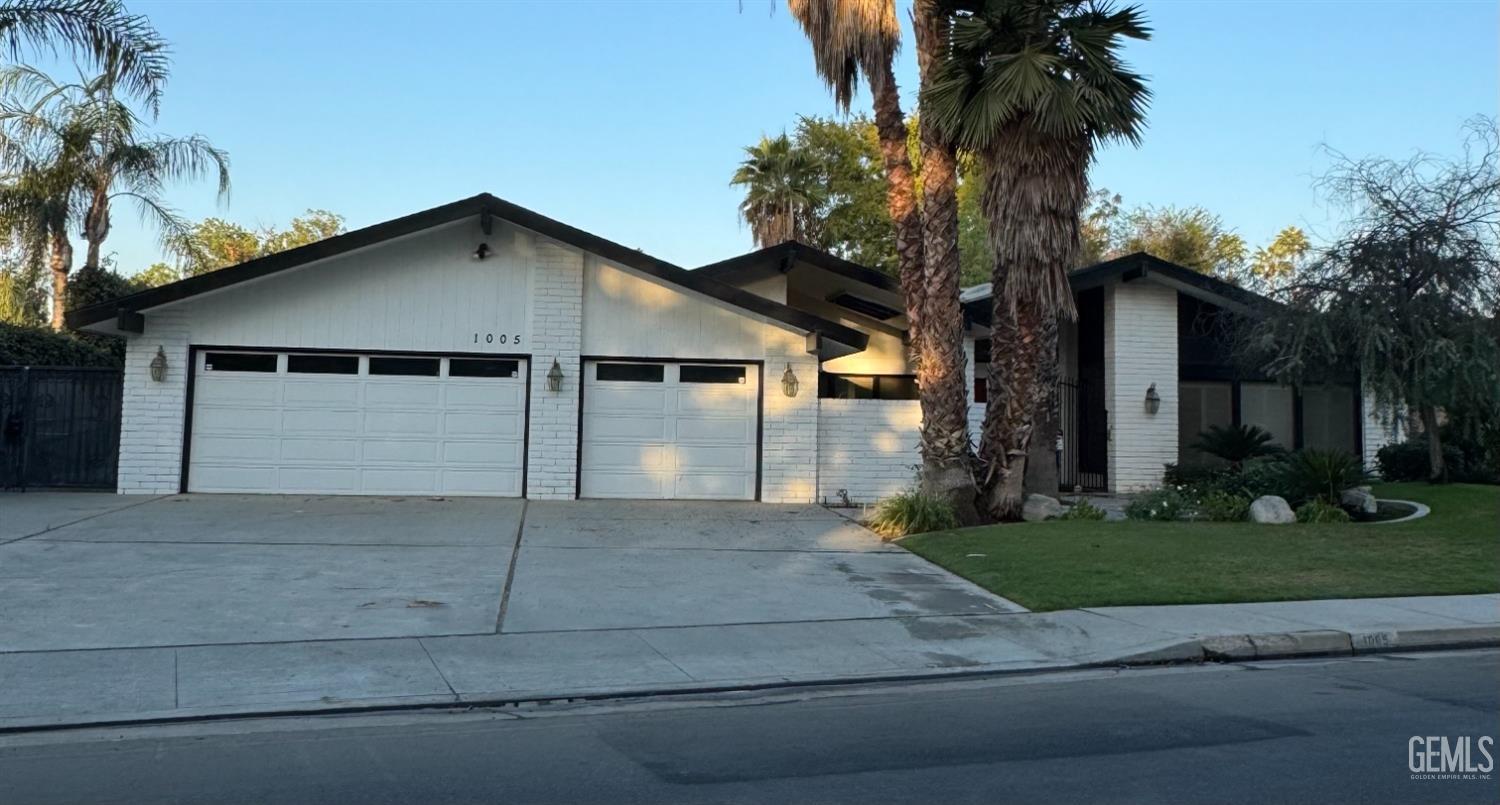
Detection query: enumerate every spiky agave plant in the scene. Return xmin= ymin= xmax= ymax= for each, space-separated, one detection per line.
xmin=1192 ymin=423 xmax=1284 ymax=469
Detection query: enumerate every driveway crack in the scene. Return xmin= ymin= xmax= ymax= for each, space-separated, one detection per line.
xmin=416 ymin=638 xmax=459 ymax=700
xmin=494 ymin=500 xmax=528 ymax=634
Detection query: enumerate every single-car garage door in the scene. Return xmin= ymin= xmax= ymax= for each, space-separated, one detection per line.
xmin=188 ymin=350 xmax=527 ymax=496
xmin=580 ymin=361 xmax=759 ymax=500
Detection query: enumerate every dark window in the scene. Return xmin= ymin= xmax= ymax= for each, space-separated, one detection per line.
xmin=973 ymin=377 xmax=988 ymax=404
xmin=680 ymin=365 xmax=746 ymax=384
xmin=369 ymin=357 xmax=439 ymax=377
xmin=449 ymin=358 xmax=520 ymax=378
xmin=287 ymin=354 xmax=358 ymax=374
xmin=819 ymin=373 xmax=919 ymax=400
xmin=596 ymin=362 xmax=664 ymax=382
xmin=204 ymin=352 xmax=277 ymax=373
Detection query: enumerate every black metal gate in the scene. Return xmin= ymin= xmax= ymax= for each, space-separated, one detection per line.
xmin=1058 ymin=378 xmax=1108 ymax=492
xmin=0 ymin=366 xmax=123 ymax=490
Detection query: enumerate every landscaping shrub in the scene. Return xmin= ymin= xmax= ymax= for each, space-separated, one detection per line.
xmin=1277 ymin=449 xmax=1372 ymax=506
xmin=1059 ymin=499 xmax=1107 ymax=521
xmin=1185 ymin=489 xmax=1251 ymax=522
xmin=1378 ymin=434 xmax=1499 ymax=485
xmin=867 ymin=489 xmax=959 ymax=539
xmin=1296 ymin=500 xmax=1351 ymax=523
xmin=1124 ymin=488 xmax=1187 ymax=521
xmin=1191 ymin=423 xmax=1284 ymax=468
xmin=1162 ymin=462 xmax=1232 ymax=488
xmin=1236 ymin=456 xmax=1294 ymax=499
xmin=0 ymin=322 xmax=120 ymax=368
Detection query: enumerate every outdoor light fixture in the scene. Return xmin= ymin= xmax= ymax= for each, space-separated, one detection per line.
xmin=546 ymin=358 xmax=564 ymax=392
xmin=781 ymin=363 xmax=799 ymax=398
xmin=149 ymin=346 xmax=168 ymax=382
xmin=472 ymin=242 xmax=491 ymax=260
xmin=1144 ymin=383 xmax=1161 ymax=415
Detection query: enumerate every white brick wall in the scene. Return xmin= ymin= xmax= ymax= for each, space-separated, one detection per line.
xmin=761 ymin=356 xmax=820 ymax=503
xmin=116 ymin=310 xmax=191 ymax=494
xmin=525 ymin=242 xmax=584 ymax=499
xmin=1104 ymin=282 xmax=1178 ymax=492
xmin=817 ymin=399 xmax=921 ymax=504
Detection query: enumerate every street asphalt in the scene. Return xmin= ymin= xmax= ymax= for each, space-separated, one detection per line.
xmin=1 ymin=649 xmax=1494 ymax=804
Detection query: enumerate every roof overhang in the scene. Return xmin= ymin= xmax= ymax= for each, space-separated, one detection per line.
xmin=68 ymin=194 xmax=867 ymax=359
xmin=695 ymin=241 xmax=901 ymax=295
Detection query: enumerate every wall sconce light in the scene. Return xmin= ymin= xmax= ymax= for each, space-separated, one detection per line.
xmin=546 ymin=358 xmax=564 ymax=392
xmin=781 ymin=363 xmax=799 ymax=398
xmin=1144 ymin=383 xmax=1161 ymax=415
xmin=149 ymin=346 xmax=168 ymax=382
xmin=472 ymin=242 xmax=491 ymax=260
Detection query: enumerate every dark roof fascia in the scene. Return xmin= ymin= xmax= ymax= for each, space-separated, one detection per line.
xmin=961 ymin=252 xmax=1279 ymax=326
xmin=67 ymin=194 xmax=868 ymax=355
xmin=695 ymin=241 xmax=901 ymax=295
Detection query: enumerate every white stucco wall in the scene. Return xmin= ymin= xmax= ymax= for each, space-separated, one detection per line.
xmin=1104 ymin=281 xmax=1179 ymax=492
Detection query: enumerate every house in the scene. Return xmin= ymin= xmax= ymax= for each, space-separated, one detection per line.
xmin=70 ymin=194 xmax=1401 ymax=503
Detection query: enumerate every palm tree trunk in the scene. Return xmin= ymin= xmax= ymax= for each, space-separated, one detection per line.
xmin=978 ymin=124 xmax=1085 ymax=519
xmin=47 ymin=230 xmax=74 ymax=330
xmin=863 ymin=56 xmax=923 ymax=362
xmin=911 ymin=0 xmax=977 ymax=520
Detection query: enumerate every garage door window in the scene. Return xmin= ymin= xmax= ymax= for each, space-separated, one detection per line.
xmin=203 ymin=352 xmax=277 ymax=373
xmin=449 ymin=358 xmax=520 ymax=378
xmin=287 ymin=354 xmax=359 ymax=374
xmin=368 ymin=357 xmax=439 ymax=376
xmin=596 ymin=362 xmax=664 ymax=382
xmin=680 ymin=365 xmax=746 ymax=384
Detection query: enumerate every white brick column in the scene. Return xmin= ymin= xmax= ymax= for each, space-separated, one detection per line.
xmin=760 ymin=355 xmax=819 ymax=503
xmin=117 ymin=310 xmax=190 ymax=494
xmin=1104 ymin=281 xmax=1178 ymax=492
xmin=525 ymin=242 xmax=584 ymax=499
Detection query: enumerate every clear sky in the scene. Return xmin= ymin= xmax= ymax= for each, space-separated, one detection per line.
xmin=103 ymin=0 xmax=1497 ymax=275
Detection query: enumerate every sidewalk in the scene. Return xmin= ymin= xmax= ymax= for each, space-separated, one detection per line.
xmin=2 ymin=593 xmax=1495 ymax=732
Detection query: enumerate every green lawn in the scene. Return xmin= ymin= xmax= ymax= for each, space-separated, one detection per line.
xmin=900 ymin=483 xmax=1500 ymax=612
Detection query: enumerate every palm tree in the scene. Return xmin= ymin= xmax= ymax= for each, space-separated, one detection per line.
xmin=730 ymin=133 xmax=824 ymax=247
xmin=923 ymin=0 xmax=1151 ymax=518
xmin=0 ymin=0 xmax=168 ymax=107
xmin=0 ymin=61 xmax=229 ymax=327
xmin=788 ymin=0 xmax=976 ymax=519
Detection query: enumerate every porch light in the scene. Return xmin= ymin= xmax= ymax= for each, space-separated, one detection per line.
xmin=546 ymin=358 xmax=564 ymax=392
xmin=1144 ymin=383 xmax=1161 ymax=415
xmin=149 ymin=347 xmax=168 ymax=382
xmin=781 ymin=364 xmax=799 ymax=398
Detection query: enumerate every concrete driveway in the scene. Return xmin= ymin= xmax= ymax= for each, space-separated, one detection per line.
xmin=0 ymin=493 xmax=1018 ymax=654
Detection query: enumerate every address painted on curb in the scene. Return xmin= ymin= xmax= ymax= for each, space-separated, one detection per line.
xmin=1352 ymin=631 xmax=1398 ymax=650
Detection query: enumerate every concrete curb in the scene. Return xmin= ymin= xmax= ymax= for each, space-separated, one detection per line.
xmin=2 ymin=624 xmax=1495 ymax=735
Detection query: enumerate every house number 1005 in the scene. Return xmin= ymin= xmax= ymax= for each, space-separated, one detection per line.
xmin=474 ymin=333 xmax=521 ymax=345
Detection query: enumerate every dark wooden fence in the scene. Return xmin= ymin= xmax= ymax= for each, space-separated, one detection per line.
xmin=0 ymin=366 xmax=123 ymax=490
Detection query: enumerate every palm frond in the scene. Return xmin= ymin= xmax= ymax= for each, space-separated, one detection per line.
xmin=0 ymin=0 xmax=169 ymax=110
xmin=787 ymin=0 xmax=901 ymax=110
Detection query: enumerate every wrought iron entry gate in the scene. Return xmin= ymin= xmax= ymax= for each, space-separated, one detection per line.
xmin=1058 ymin=378 xmax=1108 ymax=492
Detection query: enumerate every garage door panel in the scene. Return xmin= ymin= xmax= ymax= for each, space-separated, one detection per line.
xmin=675 ymin=417 xmax=754 ymax=442
xmin=363 ymin=411 xmax=441 ymax=436
xmin=190 ymin=352 xmax=526 ymax=496
xmin=195 ymin=378 xmax=280 ymax=405
xmin=445 ymin=411 xmax=522 ymax=437
xmin=283 ymin=381 xmax=361 ymax=405
xmin=361 ymin=439 xmax=441 ymax=464
xmin=442 ymin=441 xmax=524 ymax=465
xmin=192 ymin=435 xmax=280 ymax=462
xmin=363 ymin=382 xmax=442 ymax=407
xmin=282 ymin=408 xmax=361 ymax=434
xmin=581 ymin=360 xmax=757 ymax=501
xmin=279 ymin=438 xmax=359 ymax=462
xmin=446 ymin=383 xmax=524 ymax=408
xmin=195 ymin=406 xmax=279 ymax=434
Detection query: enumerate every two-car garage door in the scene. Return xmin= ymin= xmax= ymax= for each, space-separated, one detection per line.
xmin=188 ymin=350 xmax=526 ymax=496
xmin=580 ymin=361 xmax=759 ymax=500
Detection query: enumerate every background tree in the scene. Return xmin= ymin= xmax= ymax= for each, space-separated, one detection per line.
xmin=1244 ymin=119 xmax=1500 ymax=482
xmin=1246 ymin=225 xmax=1310 ymax=289
xmin=172 ymin=208 xmax=345 ymax=277
xmin=730 ymin=133 xmax=824 ymax=247
xmin=924 ymin=0 xmax=1152 ymax=518
xmin=1117 ymin=205 xmax=1246 ymax=276
xmin=792 ymin=114 xmax=895 ymax=270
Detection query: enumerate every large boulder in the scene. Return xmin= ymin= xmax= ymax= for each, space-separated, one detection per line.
xmin=1341 ymin=486 xmax=1378 ymax=516
xmin=1249 ymin=495 xmax=1295 ymax=524
xmin=1022 ymin=494 xmax=1064 ymax=522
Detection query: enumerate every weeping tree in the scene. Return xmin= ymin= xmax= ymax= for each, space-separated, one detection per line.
xmin=1244 ymin=119 xmax=1500 ymax=482
xmin=787 ymin=0 xmax=976 ymax=519
xmin=923 ymin=0 xmax=1151 ymax=518
xmin=730 ymin=133 xmax=826 ymax=247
